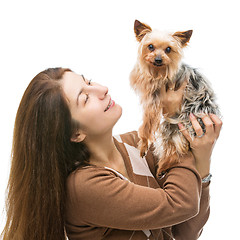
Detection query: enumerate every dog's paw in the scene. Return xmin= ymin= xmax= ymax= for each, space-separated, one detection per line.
xmin=138 ymin=139 xmax=148 ymax=157
xmin=140 ymin=149 xmax=146 ymax=157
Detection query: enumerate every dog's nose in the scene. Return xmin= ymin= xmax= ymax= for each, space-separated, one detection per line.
xmin=154 ymin=56 xmax=162 ymax=65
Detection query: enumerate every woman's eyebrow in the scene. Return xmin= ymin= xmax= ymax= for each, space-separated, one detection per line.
xmin=76 ymin=75 xmax=86 ymax=105
xmin=81 ymin=74 xmax=86 ymax=82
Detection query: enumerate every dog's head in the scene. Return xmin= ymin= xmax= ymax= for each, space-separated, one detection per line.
xmin=134 ymin=20 xmax=192 ymax=80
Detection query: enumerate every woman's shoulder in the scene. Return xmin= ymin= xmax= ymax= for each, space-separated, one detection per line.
xmin=66 ymin=130 xmax=140 ymax=195
xmin=67 ymin=166 xmax=115 ymax=188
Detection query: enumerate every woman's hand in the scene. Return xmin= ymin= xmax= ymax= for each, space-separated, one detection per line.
xmin=178 ymin=113 xmax=222 ymax=178
xmin=160 ymin=81 xmax=188 ymax=117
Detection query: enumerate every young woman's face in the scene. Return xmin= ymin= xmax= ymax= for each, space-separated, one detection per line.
xmin=60 ymin=71 xmax=122 ymax=139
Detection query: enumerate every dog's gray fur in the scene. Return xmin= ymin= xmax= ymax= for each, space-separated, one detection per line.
xmin=154 ymin=63 xmax=221 ymax=160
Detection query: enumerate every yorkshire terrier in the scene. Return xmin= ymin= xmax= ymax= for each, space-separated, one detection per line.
xmin=130 ymin=20 xmax=220 ymax=176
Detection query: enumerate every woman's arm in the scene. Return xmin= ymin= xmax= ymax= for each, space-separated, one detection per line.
xmin=158 ymin=81 xmax=223 ymax=239
xmin=172 ymin=181 xmax=210 ymax=239
xmin=66 ymin=153 xmax=201 ymax=231
xmin=172 ymin=114 xmax=222 ymax=239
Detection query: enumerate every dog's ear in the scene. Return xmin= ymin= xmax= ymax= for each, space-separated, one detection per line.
xmin=173 ymin=30 xmax=193 ymax=46
xmin=134 ymin=20 xmax=152 ymax=42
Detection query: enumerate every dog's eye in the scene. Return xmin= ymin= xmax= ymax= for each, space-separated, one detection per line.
xmin=165 ymin=47 xmax=171 ymax=53
xmin=148 ymin=44 xmax=155 ymax=51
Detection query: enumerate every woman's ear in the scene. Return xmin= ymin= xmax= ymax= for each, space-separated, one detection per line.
xmin=71 ymin=131 xmax=86 ymax=143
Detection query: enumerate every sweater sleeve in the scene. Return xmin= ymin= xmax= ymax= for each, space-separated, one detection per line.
xmin=171 ymin=182 xmax=210 ymax=240
xmin=118 ymin=130 xmax=211 ymax=237
xmin=66 ymin=153 xmax=202 ymax=231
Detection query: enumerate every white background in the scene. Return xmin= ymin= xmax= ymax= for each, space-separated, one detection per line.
xmin=0 ymin=0 xmax=239 ymax=239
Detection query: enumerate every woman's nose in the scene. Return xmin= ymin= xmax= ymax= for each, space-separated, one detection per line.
xmin=90 ymin=84 xmax=108 ymax=100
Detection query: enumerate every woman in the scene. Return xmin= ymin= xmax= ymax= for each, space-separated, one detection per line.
xmin=1 ymin=68 xmax=222 ymax=240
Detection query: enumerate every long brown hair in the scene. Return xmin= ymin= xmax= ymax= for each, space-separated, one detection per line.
xmin=2 ymin=68 xmax=90 ymax=240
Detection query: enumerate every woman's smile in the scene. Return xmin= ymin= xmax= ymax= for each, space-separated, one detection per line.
xmin=104 ymin=98 xmax=115 ymax=112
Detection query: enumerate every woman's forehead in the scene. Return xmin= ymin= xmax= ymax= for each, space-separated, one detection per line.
xmin=60 ymin=72 xmax=85 ymax=100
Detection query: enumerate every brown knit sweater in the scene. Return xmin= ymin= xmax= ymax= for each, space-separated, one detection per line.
xmin=65 ymin=131 xmax=210 ymax=240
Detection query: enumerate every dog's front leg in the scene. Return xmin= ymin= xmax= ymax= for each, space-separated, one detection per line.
xmin=138 ymin=105 xmax=158 ymax=157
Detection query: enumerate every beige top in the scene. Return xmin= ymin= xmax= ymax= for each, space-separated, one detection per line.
xmin=65 ymin=131 xmax=210 ymax=240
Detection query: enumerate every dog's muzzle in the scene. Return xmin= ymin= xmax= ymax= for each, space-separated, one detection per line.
xmin=153 ymin=56 xmax=163 ymax=66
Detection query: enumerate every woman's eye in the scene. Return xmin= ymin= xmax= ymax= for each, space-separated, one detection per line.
xmin=148 ymin=44 xmax=155 ymax=51
xmin=85 ymin=94 xmax=89 ymax=103
xmin=88 ymin=79 xmax=92 ymax=85
xmin=165 ymin=47 xmax=171 ymax=53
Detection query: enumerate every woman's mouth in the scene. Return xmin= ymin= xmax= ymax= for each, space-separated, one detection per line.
xmin=104 ymin=98 xmax=115 ymax=112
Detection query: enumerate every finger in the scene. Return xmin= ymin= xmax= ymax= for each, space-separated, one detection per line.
xmin=178 ymin=123 xmax=192 ymax=143
xmin=209 ymin=114 xmax=223 ymax=138
xmin=201 ymin=114 xmax=214 ymax=136
xmin=189 ymin=113 xmax=204 ymax=137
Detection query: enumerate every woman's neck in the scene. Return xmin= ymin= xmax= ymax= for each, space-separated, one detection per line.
xmin=84 ymin=131 xmax=121 ymax=168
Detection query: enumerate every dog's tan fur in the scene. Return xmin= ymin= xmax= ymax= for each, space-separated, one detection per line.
xmin=130 ymin=20 xmax=220 ymax=175
xmin=130 ymin=20 xmax=191 ymax=156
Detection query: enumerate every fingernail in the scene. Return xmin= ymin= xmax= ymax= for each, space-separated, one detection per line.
xmin=190 ymin=113 xmax=195 ymax=119
xmin=199 ymin=112 xmax=206 ymax=118
xmin=178 ymin=123 xmax=183 ymax=129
